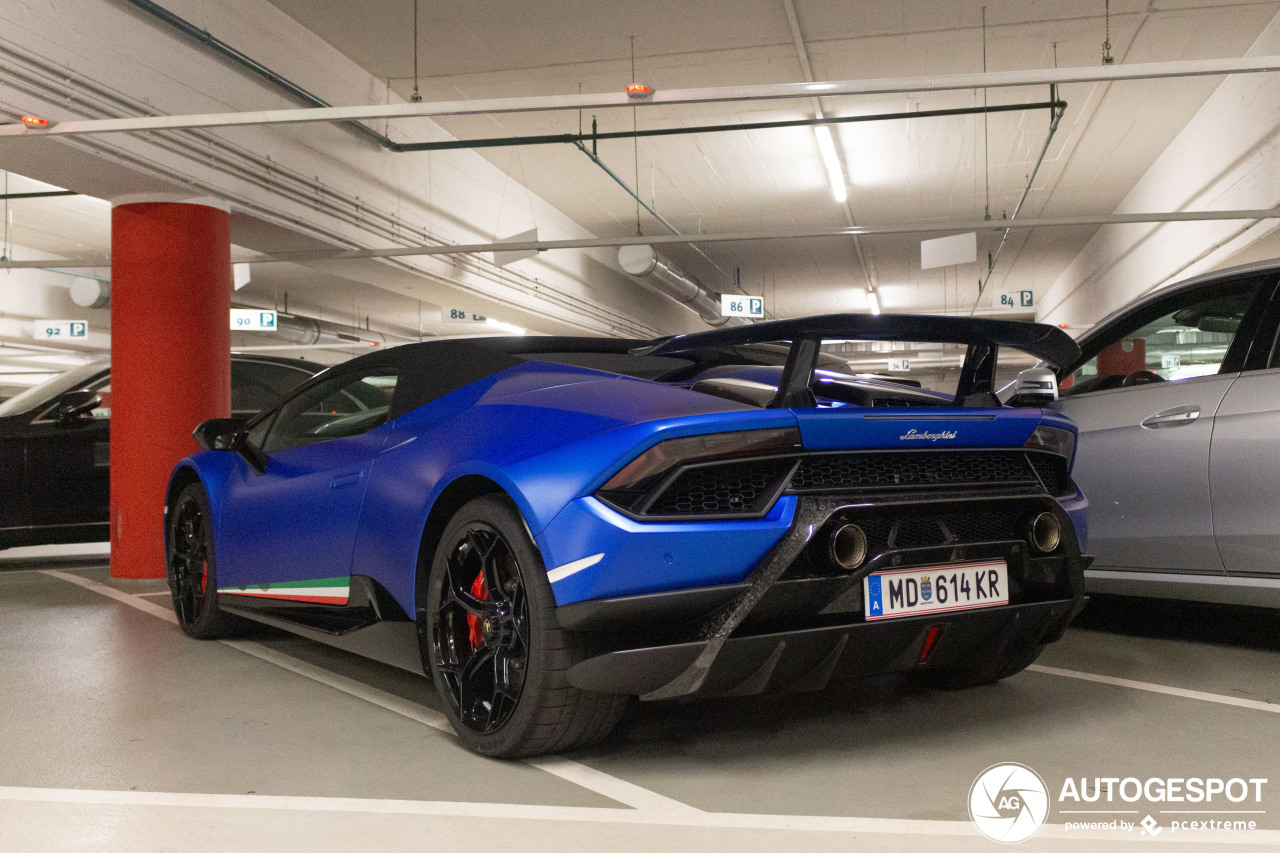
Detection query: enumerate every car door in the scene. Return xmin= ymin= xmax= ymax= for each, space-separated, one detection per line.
xmin=1207 ymin=283 xmax=1280 ymax=577
xmin=25 ymin=373 xmax=112 ymax=533
xmin=215 ymin=364 xmax=399 ymax=600
xmin=1052 ymin=275 xmax=1272 ymax=574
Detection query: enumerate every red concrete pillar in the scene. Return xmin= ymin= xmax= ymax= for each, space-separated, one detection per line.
xmin=110 ymin=199 xmax=231 ymax=579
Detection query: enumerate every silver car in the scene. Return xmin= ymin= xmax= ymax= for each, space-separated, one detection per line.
xmin=1051 ymin=260 xmax=1280 ymax=608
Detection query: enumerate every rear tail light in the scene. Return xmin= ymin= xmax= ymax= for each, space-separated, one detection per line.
xmin=1024 ymin=424 xmax=1076 ymax=466
xmin=597 ymin=427 xmax=801 ymax=513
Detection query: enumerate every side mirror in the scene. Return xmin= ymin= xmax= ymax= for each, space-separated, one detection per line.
xmin=193 ymin=417 xmax=268 ymax=474
xmin=56 ymin=389 xmax=103 ymax=421
xmin=1006 ymin=367 xmax=1059 ymax=407
xmin=192 ymin=417 xmax=246 ymax=451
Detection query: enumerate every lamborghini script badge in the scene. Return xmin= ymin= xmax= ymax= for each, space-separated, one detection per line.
xmin=900 ymin=428 xmax=958 ymax=441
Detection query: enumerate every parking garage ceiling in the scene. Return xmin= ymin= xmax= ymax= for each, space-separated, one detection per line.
xmin=266 ymin=0 xmax=1280 ymax=314
xmin=4 ymin=0 xmax=1280 ymax=386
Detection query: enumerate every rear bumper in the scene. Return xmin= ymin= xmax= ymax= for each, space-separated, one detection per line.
xmin=556 ymin=493 xmax=1090 ymax=699
xmin=568 ymin=598 xmax=1081 ymax=696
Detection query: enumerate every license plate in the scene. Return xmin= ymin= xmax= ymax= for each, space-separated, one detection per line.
xmin=863 ymin=560 xmax=1008 ymax=621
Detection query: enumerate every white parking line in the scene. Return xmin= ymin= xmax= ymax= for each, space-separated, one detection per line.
xmin=40 ymin=570 xmax=697 ymax=814
xmin=1027 ymin=665 xmax=1280 ymax=714
xmin=1 ymin=786 xmax=1279 ymax=845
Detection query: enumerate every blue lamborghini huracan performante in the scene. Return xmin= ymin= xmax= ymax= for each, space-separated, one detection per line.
xmin=165 ymin=315 xmax=1090 ymax=757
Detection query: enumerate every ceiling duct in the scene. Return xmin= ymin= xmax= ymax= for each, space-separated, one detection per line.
xmin=236 ymin=310 xmax=415 ymax=347
xmin=69 ymin=277 xmax=111 ymax=309
xmin=618 ymin=245 xmax=743 ymax=328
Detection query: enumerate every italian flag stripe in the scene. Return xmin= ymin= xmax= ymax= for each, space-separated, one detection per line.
xmin=218 ymin=577 xmax=350 ymax=605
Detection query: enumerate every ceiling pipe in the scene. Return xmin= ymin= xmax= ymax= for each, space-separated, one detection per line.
xmin=10 ymin=208 xmax=1280 ymax=271
xmin=0 ymin=190 xmax=78 ymax=200
xmin=575 ymin=141 xmax=755 ymax=316
xmin=229 ymin=305 xmax=416 ymax=347
xmin=268 ymin=314 xmax=404 ymax=347
xmin=618 ymin=245 xmax=744 ymax=327
xmin=971 ymin=89 xmax=1067 ymax=314
xmin=395 ymin=100 xmax=1063 ymax=151
xmin=8 ymin=56 xmax=1279 ymax=138
xmin=116 ymin=0 xmax=397 ymax=150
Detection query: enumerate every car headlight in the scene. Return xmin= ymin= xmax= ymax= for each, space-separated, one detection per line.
xmin=1024 ymin=424 xmax=1076 ymax=466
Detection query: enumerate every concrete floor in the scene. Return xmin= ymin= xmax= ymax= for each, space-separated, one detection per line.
xmin=1 ymin=550 xmax=1278 ymax=852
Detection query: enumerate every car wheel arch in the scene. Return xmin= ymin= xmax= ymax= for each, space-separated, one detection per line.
xmin=413 ymin=475 xmax=530 ymax=613
xmin=164 ymin=466 xmax=203 ymax=551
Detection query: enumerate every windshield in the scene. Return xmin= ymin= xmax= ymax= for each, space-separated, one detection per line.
xmin=0 ymin=362 xmax=109 ymax=417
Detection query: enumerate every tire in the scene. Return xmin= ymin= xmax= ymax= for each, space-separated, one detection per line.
xmin=421 ymin=494 xmax=629 ymax=758
xmin=166 ymin=482 xmax=239 ymax=640
xmin=917 ymin=643 xmax=1045 ymax=690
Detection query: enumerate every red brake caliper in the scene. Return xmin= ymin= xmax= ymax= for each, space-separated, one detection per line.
xmin=200 ymin=560 xmax=208 ymax=594
xmin=466 ymin=571 xmax=489 ymax=649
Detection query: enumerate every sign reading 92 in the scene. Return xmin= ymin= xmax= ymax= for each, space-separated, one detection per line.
xmin=34 ymin=320 xmax=88 ymax=340
xmin=721 ymin=294 xmax=765 ymax=318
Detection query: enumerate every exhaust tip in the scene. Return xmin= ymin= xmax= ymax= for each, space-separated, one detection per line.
xmin=830 ymin=524 xmax=868 ymax=570
xmin=1029 ymin=512 xmax=1061 ymax=553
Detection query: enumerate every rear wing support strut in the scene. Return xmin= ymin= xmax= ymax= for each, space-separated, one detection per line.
xmin=633 ymin=313 xmax=1080 ymax=408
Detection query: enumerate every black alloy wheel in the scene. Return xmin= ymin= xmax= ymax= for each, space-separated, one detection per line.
xmin=431 ymin=521 xmax=530 ymax=734
xmin=422 ymin=495 xmax=629 ymax=758
xmin=166 ymin=482 xmax=237 ymax=639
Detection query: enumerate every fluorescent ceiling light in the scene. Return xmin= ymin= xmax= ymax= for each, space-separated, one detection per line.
xmin=813 ymin=125 xmax=847 ymax=204
xmin=0 ymin=372 xmax=60 ymax=387
xmin=485 ymin=318 xmax=526 ymax=335
xmin=867 ymin=289 xmax=881 ymax=316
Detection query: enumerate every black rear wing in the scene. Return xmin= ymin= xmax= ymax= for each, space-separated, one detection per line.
xmin=633 ymin=313 xmax=1080 ymax=408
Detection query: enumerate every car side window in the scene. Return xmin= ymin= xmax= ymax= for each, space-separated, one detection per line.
xmin=1061 ymin=284 xmax=1258 ymax=396
xmin=261 ymin=367 xmax=399 ymax=453
xmin=231 ymin=361 xmax=313 ymax=415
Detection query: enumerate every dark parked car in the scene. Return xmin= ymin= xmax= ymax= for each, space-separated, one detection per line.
xmin=0 ymin=355 xmax=318 ymax=550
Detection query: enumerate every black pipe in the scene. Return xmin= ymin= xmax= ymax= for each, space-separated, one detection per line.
xmin=121 ymin=0 xmax=1071 ymax=169
xmin=392 ymin=100 xmax=1067 ymax=152
xmin=0 ymin=190 xmax=79 ymax=200
xmin=120 ymin=0 xmax=398 ymax=150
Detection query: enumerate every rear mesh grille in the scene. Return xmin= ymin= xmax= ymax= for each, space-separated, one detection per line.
xmin=645 ymin=459 xmax=794 ymax=516
xmin=941 ymin=511 xmax=1019 ymax=543
xmin=603 ymin=450 xmax=1074 ymax=519
xmin=1027 ymin=453 xmax=1074 ymax=497
xmin=790 ymin=451 xmax=1035 ymax=493
xmin=891 ymin=516 xmax=950 ymax=548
